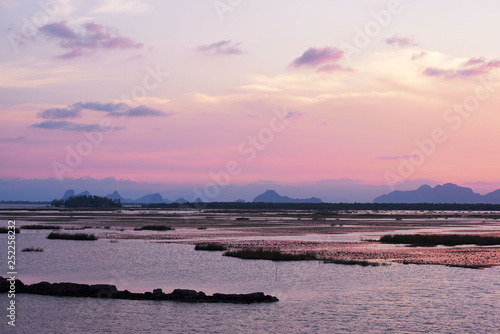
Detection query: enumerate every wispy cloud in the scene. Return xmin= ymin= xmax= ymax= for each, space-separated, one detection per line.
xmin=196 ymin=40 xmax=243 ymax=56
xmin=37 ymin=101 xmax=169 ymax=119
xmin=39 ymin=21 xmax=143 ymax=59
xmin=423 ymin=57 xmax=500 ymax=79
xmin=30 ymin=120 xmax=124 ymax=132
xmin=283 ymin=111 xmax=303 ymax=119
xmin=411 ymin=51 xmax=427 ymax=60
xmin=94 ymin=0 xmax=149 ymax=13
xmin=289 ymin=47 xmax=349 ymax=72
xmin=37 ymin=106 xmax=83 ymax=119
xmin=384 ymin=35 xmax=417 ymax=48
xmin=0 ymin=136 xmax=25 ymax=143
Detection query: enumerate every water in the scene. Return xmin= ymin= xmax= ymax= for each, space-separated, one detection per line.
xmin=1 ymin=230 xmax=499 ymax=333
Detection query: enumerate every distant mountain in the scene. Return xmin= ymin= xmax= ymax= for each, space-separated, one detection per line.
xmin=62 ymin=189 xmax=75 ymax=200
xmin=77 ymin=190 xmax=92 ymax=197
xmin=373 ymin=183 xmax=500 ymax=203
xmin=253 ymin=190 xmax=323 ymax=203
xmin=133 ymin=193 xmax=167 ymax=204
xmin=235 ymin=199 xmax=246 ymax=203
xmin=105 ymin=190 xmax=132 ymax=203
xmin=174 ymin=198 xmax=188 ymax=204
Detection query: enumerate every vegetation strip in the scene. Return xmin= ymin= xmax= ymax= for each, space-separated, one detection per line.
xmin=134 ymin=225 xmax=174 ymax=231
xmin=21 ymin=225 xmax=61 ymax=230
xmin=379 ymin=234 xmax=500 ymax=247
xmin=47 ymin=232 xmax=98 ymax=240
xmin=223 ymin=248 xmax=317 ymax=261
xmin=194 ymin=243 xmax=227 ymax=251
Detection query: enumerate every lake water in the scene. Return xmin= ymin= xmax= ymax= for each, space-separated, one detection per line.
xmin=1 ymin=229 xmax=499 ymax=333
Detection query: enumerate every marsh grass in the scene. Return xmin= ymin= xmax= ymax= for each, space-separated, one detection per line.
xmin=21 ymin=225 xmax=61 ymax=230
xmin=379 ymin=234 xmax=500 ymax=247
xmin=47 ymin=232 xmax=98 ymax=240
xmin=134 ymin=225 xmax=174 ymax=231
xmin=323 ymin=259 xmax=386 ymax=267
xmin=0 ymin=227 xmax=20 ymax=233
xmin=22 ymin=247 xmax=44 ymax=252
xmin=223 ymin=248 xmax=317 ymax=261
xmin=194 ymin=243 xmax=227 ymax=251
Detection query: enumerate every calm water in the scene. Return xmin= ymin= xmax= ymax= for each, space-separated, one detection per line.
xmin=1 ymin=228 xmax=499 ymax=333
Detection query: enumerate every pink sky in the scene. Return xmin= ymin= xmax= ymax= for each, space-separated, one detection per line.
xmin=2 ymin=0 xmax=500 ymax=195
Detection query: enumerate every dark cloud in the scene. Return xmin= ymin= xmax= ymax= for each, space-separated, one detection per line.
xmin=0 ymin=136 xmax=25 ymax=143
xmin=78 ymin=102 xmax=127 ymax=112
xmin=123 ymin=106 xmax=169 ymax=117
xmin=39 ymin=21 xmax=143 ymax=59
xmin=384 ymin=35 xmax=417 ymax=48
xmin=37 ymin=106 xmax=83 ymax=119
xmin=37 ymin=101 xmax=168 ymax=120
xmin=289 ymin=47 xmax=349 ymax=72
xmin=30 ymin=120 xmax=124 ymax=132
xmin=196 ymin=40 xmax=243 ymax=55
xmin=423 ymin=57 xmax=500 ymax=79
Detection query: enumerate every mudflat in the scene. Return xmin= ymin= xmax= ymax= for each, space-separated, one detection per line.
xmin=3 ymin=208 xmax=500 ymax=269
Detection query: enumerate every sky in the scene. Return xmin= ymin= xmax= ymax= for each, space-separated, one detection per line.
xmin=2 ymin=0 xmax=500 ymax=201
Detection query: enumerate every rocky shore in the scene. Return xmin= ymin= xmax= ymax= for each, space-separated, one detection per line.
xmin=0 ymin=277 xmax=278 ymax=304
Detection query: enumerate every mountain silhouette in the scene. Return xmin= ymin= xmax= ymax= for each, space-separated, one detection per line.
xmin=104 ymin=190 xmax=132 ymax=203
xmin=62 ymin=189 xmax=75 ymax=200
xmin=253 ymin=190 xmax=323 ymax=203
xmin=373 ymin=183 xmax=499 ymax=203
xmin=133 ymin=193 xmax=167 ymax=204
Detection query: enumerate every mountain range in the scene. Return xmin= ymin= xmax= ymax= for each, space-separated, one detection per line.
xmin=373 ymin=183 xmax=500 ymax=204
xmin=252 ymin=190 xmax=323 ymax=203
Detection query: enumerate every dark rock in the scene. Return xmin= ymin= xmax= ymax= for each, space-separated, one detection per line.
xmin=0 ymin=277 xmax=278 ymax=304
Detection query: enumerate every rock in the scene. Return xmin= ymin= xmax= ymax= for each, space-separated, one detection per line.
xmin=0 ymin=277 xmax=278 ymax=304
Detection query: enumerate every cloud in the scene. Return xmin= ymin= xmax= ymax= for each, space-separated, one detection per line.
xmin=0 ymin=136 xmax=25 ymax=143
xmin=289 ymin=47 xmax=349 ymax=73
xmin=37 ymin=105 xmax=83 ymax=119
xmin=37 ymin=101 xmax=169 ymax=119
xmin=196 ymin=40 xmax=243 ymax=55
xmin=423 ymin=57 xmax=500 ymax=79
xmin=30 ymin=120 xmax=124 ymax=132
xmin=290 ymin=47 xmax=343 ymax=68
xmin=79 ymin=102 xmax=127 ymax=112
xmin=94 ymin=0 xmax=149 ymax=13
xmin=375 ymin=154 xmax=420 ymax=160
xmin=39 ymin=21 xmax=143 ymax=59
xmin=384 ymin=35 xmax=417 ymax=48
xmin=283 ymin=111 xmax=303 ymax=119
xmin=411 ymin=51 xmax=427 ymax=60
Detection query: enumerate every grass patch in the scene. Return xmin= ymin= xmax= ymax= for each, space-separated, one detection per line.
xmin=22 ymin=247 xmax=44 ymax=252
xmin=379 ymin=234 xmax=500 ymax=247
xmin=194 ymin=243 xmax=227 ymax=251
xmin=0 ymin=227 xmax=19 ymax=233
xmin=47 ymin=232 xmax=98 ymax=240
xmin=223 ymin=248 xmax=317 ymax=261
xmin=134 ymin=225 xmax=174 ymax=231
xmin=324 ymin=259 xmax=386 ymax=267
xmin=21 ymin=225 xmax=61 ymax=230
